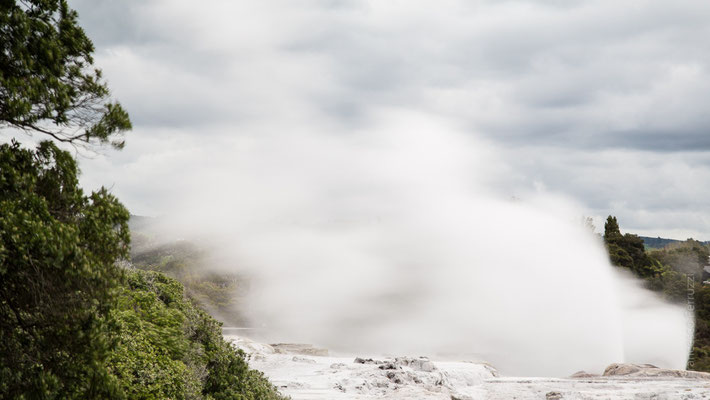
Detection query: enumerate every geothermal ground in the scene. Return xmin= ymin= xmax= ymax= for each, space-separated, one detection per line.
xmin=225 ymin=334 xmax=710 ymax=400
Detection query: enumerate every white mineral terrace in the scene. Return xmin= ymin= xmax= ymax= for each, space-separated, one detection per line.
xmin=223 ymin=332 xmax=710 ymax=400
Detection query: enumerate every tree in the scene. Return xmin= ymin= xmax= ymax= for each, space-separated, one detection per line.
xmin=603 ymin=216 xmax=621 ymax=241
xmin=648 ymin=239 xmax=710 ymax=291
xmin=603 ymin=215 xmax=662 ymax=279
xmin=1 ymin=2 xmax=132 ymax=396
xmin=0 ymin=140 xmax=130 ymax=398
xmin=1 ymin=2 xmax=286 ymax=397
xmin=0 ymin=143 xmax=287 ymax=399
xmin=0 ymin=0 xmax=130 ymax=148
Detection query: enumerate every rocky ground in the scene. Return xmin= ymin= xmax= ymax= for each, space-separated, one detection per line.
xmin=225 ymin=335 xmax=710 ymax=399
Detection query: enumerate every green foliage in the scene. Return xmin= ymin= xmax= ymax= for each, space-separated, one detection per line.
xmin=603 ymin=216 xmax=621 ymax=241
xmin=0 ymin=142 xmax=284 ymax=398
xmin=604 ymin=216 xmax=661 ymax=279
xmin=650 ymin=239 xmax=709 ymax=280
xmin=645 ymin=239 xmax=710 ymax=304
xmin=1 ymin=1 xmax=283 ymax=395
xmin=0 ymin=140 xmax=129 ymax=398
xmin=111 ymin=269 xmax=286 ymax=400
xmin=644 ymin=267 xmax=688 ymax=303
xmin=603 ymin=216 xmax=695 ymax=303
xmin=650 ymin=239 xmax=710 ymax=371
xmin=691 ymin=285 xmax=710 ymax=372
xmin=0 ymin=0 xmax=130 ymax=148
xmin=109 ymin=270 xmax=199 ymax=400
xmin=131 ymin=237 xmax=248 ymax=326
xmin=602 ymin=216 xmax=710 ymax=371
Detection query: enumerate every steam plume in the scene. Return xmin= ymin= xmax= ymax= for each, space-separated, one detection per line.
xmin=162 ymin=111 xmax=691 ymax=376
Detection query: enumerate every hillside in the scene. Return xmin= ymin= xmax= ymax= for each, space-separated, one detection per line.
xmin=129 ymin=216 xmax=248 ymax=326
xmin=110 ymin=268 xmax=285 ymax=399
xmin=639 ymin=236 xmax=682 ymax=249
xmin=639 ymin=236 xmax=710 ymax=249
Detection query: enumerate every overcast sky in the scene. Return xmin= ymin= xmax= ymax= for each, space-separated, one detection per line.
xmin=67 ymin=0 xmax=710 ymax=240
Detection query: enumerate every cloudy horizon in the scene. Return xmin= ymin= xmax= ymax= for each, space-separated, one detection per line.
xmin=67 ymin=0 xmax=710 ymax=241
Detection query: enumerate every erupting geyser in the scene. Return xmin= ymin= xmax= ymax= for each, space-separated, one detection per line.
xmin=166 ymin=112 xmax=692 ymax=376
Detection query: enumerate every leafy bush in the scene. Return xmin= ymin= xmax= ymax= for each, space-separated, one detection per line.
xmin=110 ymin=269 xmax=286 ymax=400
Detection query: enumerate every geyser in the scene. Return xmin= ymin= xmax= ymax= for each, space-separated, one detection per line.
xmin=165 ymin=112 xmax=692 ymax=376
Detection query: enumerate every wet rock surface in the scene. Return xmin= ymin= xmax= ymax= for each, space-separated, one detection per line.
xmin=270 ymin=343 xmax=329 ymax=356
xmin=569 ymin=370 xmax=599 ymax=378
xmin=225 ymin=335 xmax=710 ymax=399
xmin=603 ymin=363 xmax=710 ymax=380
xmin=545 ymin=391 xmax=563 ymax=400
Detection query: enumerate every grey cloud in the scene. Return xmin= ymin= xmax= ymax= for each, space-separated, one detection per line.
xmin=70 ymin=0 xmax=161 ymax=47
xmin=66 ymin=0 xmax=710 ymax=238
xmin=502 ymin=146 xmax=710 ymax=239
xmin=606 ymin=129 xmax=710 ymax=152
xmin=71 ymin=0 xmax=710 ymax=150
xmin=276 ymin=1 xmax=710 ymax=151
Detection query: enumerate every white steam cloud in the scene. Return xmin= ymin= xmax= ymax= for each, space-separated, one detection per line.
xmin=162 ymin=110 xmax=691 ymax=376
